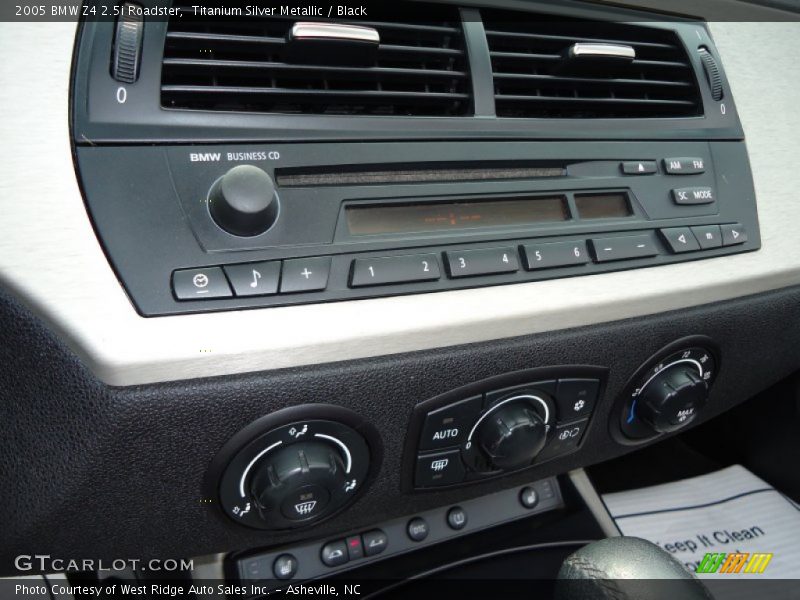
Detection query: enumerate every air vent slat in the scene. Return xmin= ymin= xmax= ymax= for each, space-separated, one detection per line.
xmin=494 ymin=73 xmax=693 ymax=88
xmin=162 ymin=86 xmax=470 ymax=102
xmin=495 ymin=95 xmax=696 ymax=107
xmin=483 ymin=9 xmax=702 ymax=118
xmin=484 ymin=29 xmax=679 ymax=51
xmin=162 ymin=58 xmax=468 ymax=80
xmin=161 ymin=3 xmax=471 ymax=116
xmin=165 ymin=31 xmax=285 ymax=46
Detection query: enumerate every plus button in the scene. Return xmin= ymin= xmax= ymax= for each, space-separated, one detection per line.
xmin=301 ymin=268 xmax=313 ymax=279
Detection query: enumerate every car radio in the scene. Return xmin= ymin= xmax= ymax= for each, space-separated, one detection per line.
xmin=76 ymin=140 xmax=759 ymax=316
xmin=71 ymin=1 xmax=759 ymax=316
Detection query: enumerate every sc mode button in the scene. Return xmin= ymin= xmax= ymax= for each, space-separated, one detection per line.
xmin=418 ymin=396 xmax=482 ymax=451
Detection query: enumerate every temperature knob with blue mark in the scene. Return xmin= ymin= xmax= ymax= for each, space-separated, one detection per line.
xmin=212 ymin=409 xmax=374 ymax=531
xmin=620 ymin=344 xmax=717 ymax=440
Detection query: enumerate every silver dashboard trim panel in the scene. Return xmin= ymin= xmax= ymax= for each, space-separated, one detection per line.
xmin=1 ymin=22 xmax=799 ymax=386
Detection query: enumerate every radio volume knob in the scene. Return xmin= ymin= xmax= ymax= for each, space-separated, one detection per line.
xmin=208 ymin=165 xmax=279 ymax=237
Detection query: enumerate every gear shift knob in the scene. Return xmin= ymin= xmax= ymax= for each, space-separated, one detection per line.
xmin=556 ymin=537 xmax=713 ymax=600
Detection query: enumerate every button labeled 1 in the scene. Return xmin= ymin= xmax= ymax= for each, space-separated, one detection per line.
xmin=350 ymin=254 xmax=440 ymax=288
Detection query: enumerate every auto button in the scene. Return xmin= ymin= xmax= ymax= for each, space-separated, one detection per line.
xmin=419 ymin=396 xmax=482 ymax=451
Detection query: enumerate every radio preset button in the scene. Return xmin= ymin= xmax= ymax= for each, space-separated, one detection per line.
xmin=445 ymin=247 xmax=519 ymax=278
xmin=691 ymin=225 xmax=723 ymax=249
xmin=521 ymin=241 xmax=589 ymax=270
xmin=589 ymin=235 xmax=659 ymax=262
xmin=419 ymin=396 xmax=482 ymax=451
xmin=620 ymin=161 xmax=657 ymax=175
xmin=224 ymin=261 xmax=280 ymax=296
xmin=415 ymin=449 xmax=465 ymax=488
xmin=350 ymin=253 xmax=440 ymax=288
xmin=280 ymin=257 xmax=331 ymax=293
xmin=663 ymin=157 xmax=706 ymax=174
xmin=659 ymin=227 xmax=700 ymax=254
xmin=172 ymin=267 xmax=232 ymax=300
xmin=672 ymin=187 xmax=715 ymax=205
xmin=721 ymin=223 xmax=747 ymax=246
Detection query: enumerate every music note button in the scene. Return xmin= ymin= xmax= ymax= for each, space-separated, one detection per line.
xmin=223 ymin=261 xmax=280 ymax=297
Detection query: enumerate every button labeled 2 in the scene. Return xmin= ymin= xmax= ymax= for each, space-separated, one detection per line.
xmin=350 ymin=254 xmax=440 ymax=288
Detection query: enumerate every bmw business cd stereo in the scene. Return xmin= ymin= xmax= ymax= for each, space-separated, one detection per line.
xmin=71 ymin=1 xmax=759 ymax=316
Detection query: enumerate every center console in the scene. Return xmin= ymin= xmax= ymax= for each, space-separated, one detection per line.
xmin=53 ymin=0 xmax=770 ymax=592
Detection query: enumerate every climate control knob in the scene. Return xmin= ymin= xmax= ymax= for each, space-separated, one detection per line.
xmin=250 ymin=441 xmax=347 ymax=522
xmin=637 ymin=366 xmax=707 ymax=433
xmin=618 ymin=342 xmax=717 ymax=441
xmin=213 ymin=409 xmax=375 ymax=530
xmin=208 ymin=164 xmax=279 ymax=237
xmin=477 ymin=401 xmax=548 ymax=470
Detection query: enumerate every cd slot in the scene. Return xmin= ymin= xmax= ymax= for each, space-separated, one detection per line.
xmin=276 ymin=162 xmax=566 ymax=187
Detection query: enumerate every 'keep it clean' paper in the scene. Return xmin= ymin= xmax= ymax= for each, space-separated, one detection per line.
xmin=602 ymin=464 xmax=800 ymax=582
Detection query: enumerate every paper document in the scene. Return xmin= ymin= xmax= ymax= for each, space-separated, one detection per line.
xmin=602 ymin=465 xmax=800 ymax=583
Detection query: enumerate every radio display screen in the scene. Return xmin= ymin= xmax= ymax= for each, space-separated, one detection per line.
xmin=345 ymin=196 xmax=568 ymax=236
xmin=575 ymin=192 xmax=632 ymax=219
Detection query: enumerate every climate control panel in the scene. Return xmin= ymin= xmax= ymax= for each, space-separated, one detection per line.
xmin=209 ymin=405 xmax=380 ymax=531
xmin=404 ymin=367 xmax=606 ymax=490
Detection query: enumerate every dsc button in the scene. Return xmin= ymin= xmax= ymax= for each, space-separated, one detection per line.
xmin=419 ymin=396 xmax=481 ymax=451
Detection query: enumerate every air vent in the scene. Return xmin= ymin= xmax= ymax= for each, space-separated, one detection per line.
xmin=483 ymin=10 xmax=702 ymax=118
xmin=161 ymin=4 xmax=471 ymax=116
